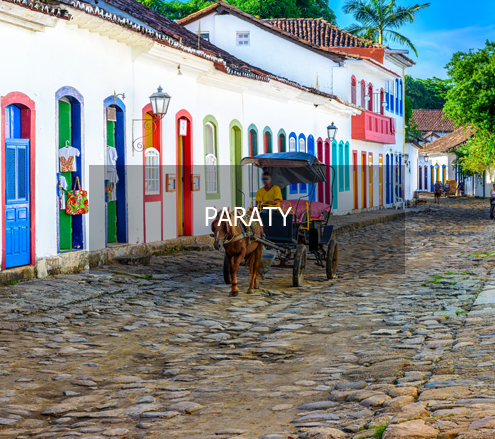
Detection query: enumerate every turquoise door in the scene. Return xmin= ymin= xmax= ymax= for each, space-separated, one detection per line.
xmin=5 ymin=139 xmax=30 ymax=268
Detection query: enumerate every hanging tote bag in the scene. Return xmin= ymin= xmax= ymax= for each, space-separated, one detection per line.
xmin=66 ymin=177 xmax=89 ymax=216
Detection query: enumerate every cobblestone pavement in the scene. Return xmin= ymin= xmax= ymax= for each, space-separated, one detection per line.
xmin=1 ymin=198 xmax=495 ymax=439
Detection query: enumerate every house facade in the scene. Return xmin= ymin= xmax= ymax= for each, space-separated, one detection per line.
xmin=0 ymin=0 xmax=414 ymax=275
xmin=180 ymin=2 xmax=414 ymax=212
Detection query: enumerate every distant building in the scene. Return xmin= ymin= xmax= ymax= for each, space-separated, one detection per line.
xmin=411 ymin=109 xmax=455 ymax=144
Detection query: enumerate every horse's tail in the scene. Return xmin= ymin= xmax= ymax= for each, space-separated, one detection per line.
xmin=244 ymin=247 xmax=258 ymax=273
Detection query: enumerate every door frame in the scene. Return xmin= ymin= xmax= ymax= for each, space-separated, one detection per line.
xmin=176 ymin=110 xmax=193 ymax=237
xmin=361 ymin=151 xmax=367 ymax=208
xmin=379 ymin=154 xmax=383 ymax=207
xmin=353 ymin=150 xmax=358 ymax=209
xmin=1 ymin=92 xmax=36 ymax=270
xmin=229 ymin=119 xmax=243 ymax=209
xmin=368 ymin=152 xmax=373 ymax=208
xmin=142 ymin=103 xmax=163 ymax=243
xmin=55 ymin=86 xmax=85 ymax=253
xmin=103 ymin=96 xmax=128 ymax=246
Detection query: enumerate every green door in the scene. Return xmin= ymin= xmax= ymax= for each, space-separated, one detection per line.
xmin=59 ymin=100 xmax=72 ymax=250
xmin=107 ymin=120 xmax=117 ymax=243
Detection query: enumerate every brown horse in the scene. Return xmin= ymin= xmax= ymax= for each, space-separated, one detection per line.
xmin=211 ymin=211 xmax=263 ymax=297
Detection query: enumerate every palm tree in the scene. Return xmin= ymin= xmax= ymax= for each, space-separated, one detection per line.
xmin=342 ymin=0 xmax=430 ymax=56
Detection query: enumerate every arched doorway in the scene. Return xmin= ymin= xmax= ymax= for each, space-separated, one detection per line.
xmin=142 ymin=103 xmax=163 ymax=243
xmin=230 ymin=120 xmax=243 ymax=208
xmin=104 ymin=96 xmax=127 ymax=245
xmin=2 ymin=92 xmax=36 ymax=269
xmin=278 ymin=129 xmax=287 ymax=199
xmin=176 ymin=110 xmax=193 ymax=236
xmin=56 ymin=87 xmax=84 ymax=252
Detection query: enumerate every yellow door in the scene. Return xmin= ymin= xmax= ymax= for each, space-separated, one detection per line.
xmin=379 ymin=154 xmax=383 ymax=206
xmin=368 ymin=154 xmax=373 ymax=208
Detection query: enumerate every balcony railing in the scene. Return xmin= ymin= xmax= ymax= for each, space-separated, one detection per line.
xmin=351 ymin=110 xmax=395 ymax=144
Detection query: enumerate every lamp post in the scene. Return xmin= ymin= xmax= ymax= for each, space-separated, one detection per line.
xmin=327 ymin=122 xmax=338 ymax=142
xmin=132 ymin=86 xmax=172 ymax=154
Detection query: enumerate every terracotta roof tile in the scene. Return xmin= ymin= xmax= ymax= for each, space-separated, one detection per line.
xmin=423 ymin=126 xmax=474 ymax=154
xmin=264 ymin=18 xmax=383 ymax=49
xmin=52 ymin=0 xmax=359 ymax=111
xmin=411 ymin=109 xmax=455 ymax=133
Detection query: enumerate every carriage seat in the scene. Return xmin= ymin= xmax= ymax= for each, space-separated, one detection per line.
xmin=281 ymin=200 xmax=331 ymax=224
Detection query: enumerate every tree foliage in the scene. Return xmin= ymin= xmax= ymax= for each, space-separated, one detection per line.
xmin=341 ymin=0 xmax=430 ymax=56
xmin=139 ymin=0 xmax=337 ymax=22
xmin=405 ymin=75 xmax=452 ymax=109
xmin=443 ymin=41 xmax=495 ymax=175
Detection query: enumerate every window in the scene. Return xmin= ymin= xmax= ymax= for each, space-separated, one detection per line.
xmin=389 ymin=81 xmax=395 ymax=113
xmin=360 ymin=80 xmax=366 ymax=108
xmin=145 ymin=148 xmax=160 ymax=195
xmin=205 ymin=121 xmax=218 ymax=194
xmin=338 ymin=142 xmax=344 ymax=192
xmin=395 ymin=79 xmax=399 ymax=115
xmin=399 ymin=79 xmax=403 ymax=116
xmin=264 ymin=128 xmax=273 ymax=153
xmin=299 ymin=137 xmax=306 ymax=152
xmin=368 ymin=83 xmax=373 ymax=112
xmin=237 ymin=32 xmax=250 ymax=46
xmin=200 ymin=32 xmax=210 ymax=42
xmin=344 ymin=142 xmax=350 ymax=191
xmin=249 ymin=128 xmax=258 ymax=156
xmin=351 ymin=76 xmax=357 ymax=105
xmin=289 ymin=136 xmax=296 ymax=152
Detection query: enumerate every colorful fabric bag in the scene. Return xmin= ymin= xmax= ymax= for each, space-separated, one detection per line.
xmin=66 ymin=177 xmax=89 ymax=215
xmin=105 ymin=180 xmax=114 ymax=203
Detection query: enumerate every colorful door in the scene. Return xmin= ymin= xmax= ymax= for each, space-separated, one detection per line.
xmin=232 ymin=126 xmax=243 ymax=207
xmin=361 ymin=152 xmax=367 ymax=208
xmin=332 ymin=141 xmax=338 ymax=210
xmin=5 ymin=139 xmax=30 ymax=268
xmin=106 ymin=119 xmax=117 ymax=243
xmin=368 ymin=153 xmax=373 ymax=208
xmin=177 ymin=114 xmax=193 ymax=236
xmin=379 ymin=154 xmax=383 ymax=206
xmin=353 ymin=151 xmax=358 ymax=209
xmin=59 ymin=100 xmax=72 ymax=249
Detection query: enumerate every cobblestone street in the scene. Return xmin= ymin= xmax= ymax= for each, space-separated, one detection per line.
xmin=1 ymin=198 xmax=495 ymax=439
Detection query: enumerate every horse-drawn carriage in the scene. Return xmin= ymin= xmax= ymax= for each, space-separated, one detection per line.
xmin=215 ymin=152 xmax=338 ymax=293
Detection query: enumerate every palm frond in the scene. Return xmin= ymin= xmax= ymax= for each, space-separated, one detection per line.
xmin=384 ymin=29 xmax=418 ymax=55
xmin=389 ymin=3 xmax=430 ymax=28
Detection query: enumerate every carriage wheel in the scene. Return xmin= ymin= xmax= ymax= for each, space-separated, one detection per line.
xmin=292 ymin=245 xmax=307 ymax=287
xmin=326 ymin=238 xmax=338 ymax=279
xmin=223 ymin=254 xmax=232 ymax=285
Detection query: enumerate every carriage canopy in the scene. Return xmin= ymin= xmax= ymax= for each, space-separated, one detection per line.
xmin=240 ymin=152 xmax=327 ymax=189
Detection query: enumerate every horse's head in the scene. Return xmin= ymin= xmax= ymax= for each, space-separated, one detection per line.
xmin=210 ymin=214 xmax=228 ymax=250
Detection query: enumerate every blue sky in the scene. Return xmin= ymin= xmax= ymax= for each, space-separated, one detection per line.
xmin=331 ymin=0 xmax=495 ymax=79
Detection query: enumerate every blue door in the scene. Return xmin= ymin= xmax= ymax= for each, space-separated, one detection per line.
xmin=5 ymin=139 xmax=30 ymax=268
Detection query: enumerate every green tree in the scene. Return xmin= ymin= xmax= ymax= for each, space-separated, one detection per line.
xmin=137 ymin=0 xmax=336 ymax=22
xmin=405 ymin=75 xmax=452 ymax=109
xmin=342 ymin=0 xmax=430 ymax=56
xmin=444 ymin=41 xmax=495 ymax=174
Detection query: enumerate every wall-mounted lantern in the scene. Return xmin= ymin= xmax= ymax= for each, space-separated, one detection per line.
xmin=327 ymin=122 xmax=338 ymax=142
xmin=424 ymin=153 xmax=429 ymax=163
xmin=132 ymin=86 xmax=172 ymax=155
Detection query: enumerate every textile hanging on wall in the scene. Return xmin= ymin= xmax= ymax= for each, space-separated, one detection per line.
xmin=59 ymin=146 xmax=81 ymax=172
xmin=57 ymin=173 xmax=68 ymax=210
xmin=106 ymin=145 xmax=119 ymax=201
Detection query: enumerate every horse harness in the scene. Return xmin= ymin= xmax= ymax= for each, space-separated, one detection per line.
xmin=221 ymin=222 xmax=257 ymax=246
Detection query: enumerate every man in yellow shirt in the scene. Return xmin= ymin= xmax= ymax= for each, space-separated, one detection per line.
xmin=255 ymin=172 xmax=283 ymax=208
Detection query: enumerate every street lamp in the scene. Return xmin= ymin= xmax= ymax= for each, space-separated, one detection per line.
xmin=327 ymin=122 xmax=338 ymax=142
xmin=424 ymin=153 xmax=429 ymax=163
xmin=132 ymin=86 xmax=172 ymax=154
xmin=149 ymin=86 xmax=171 ymax=119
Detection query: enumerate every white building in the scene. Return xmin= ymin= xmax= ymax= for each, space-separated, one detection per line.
xmin=0 ymin=0 xmax=414 ymax=275
xmin=180 ymin=1 xmax=414 ymax=212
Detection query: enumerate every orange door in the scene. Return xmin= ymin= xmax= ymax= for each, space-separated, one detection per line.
xmin=368 ymin=153 xmax=373 ymax=208
xmin=361 ymin=152 xmax=367 ymax=208
xmin=353 ymin=150 xmax=358 ymax=209
xmin=379 ymin=154 xmax=383 ymax=207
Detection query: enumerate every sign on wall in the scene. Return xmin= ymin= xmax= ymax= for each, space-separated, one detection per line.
xmin=179 ymin=119 xmax=188 ymax=136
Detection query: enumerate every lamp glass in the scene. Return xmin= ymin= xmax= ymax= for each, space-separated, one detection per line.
xmin=327 ymin=122 xmax=338 ymax=141
xmin=149 ymin=86 xmax=171 ymax=116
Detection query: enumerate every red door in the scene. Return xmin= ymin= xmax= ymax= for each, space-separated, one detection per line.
xmin=176 ymin=111 xmax=193 ymax=236
xmin=353 ymin=150 xmax=358 ymax=209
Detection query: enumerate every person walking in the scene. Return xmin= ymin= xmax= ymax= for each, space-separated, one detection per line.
xmin=434 ymin=180 xmax=443 ymax=204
